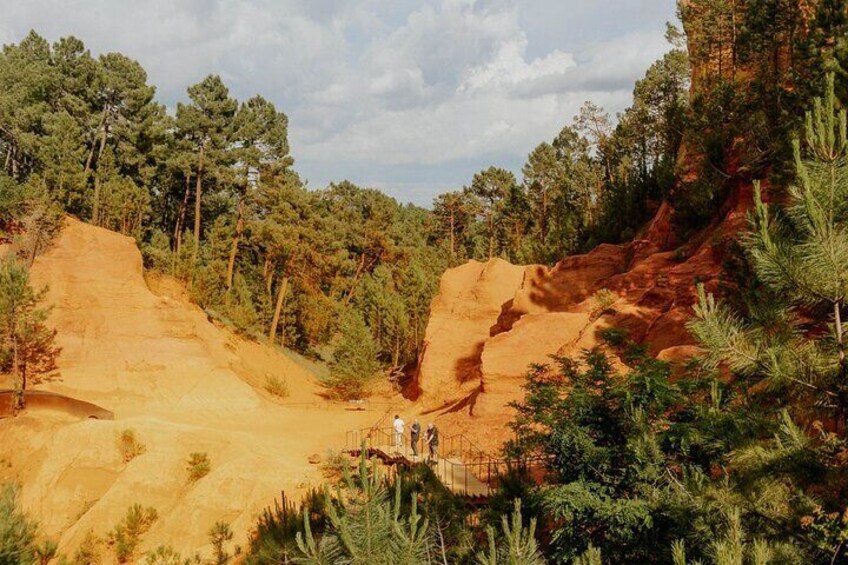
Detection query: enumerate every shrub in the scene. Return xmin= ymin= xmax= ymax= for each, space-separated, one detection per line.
xmin=263 ymin=375 xmax=289 ymax=399
xmin=34 ymin=539 xmax=57 ymax=565
xmin=325 ymin=309 xmax=381 ymax=400
xmin=590 ymin=288 xmax=617 ymax=319
xmin=186 ymin=453 xmax=211 ymax=483
xmin=597 ymin=326 xmax=629 ymax=348
xmin=144 ymin=545 xmax=183 ymax=565
xmin=71 ymin=531 xmax=101 ymax=565
xmin=107 ymin=504 xmax=158 ymax=563
xmin=0 ymin=484 xmax=37 ymax=564
xmin=209 ymin=522 xmax=234 ymax=565
xmin=118 ymin=429 xmax=146 ymax=463
xmin=318 ymin=449 xmax=347 ymax=482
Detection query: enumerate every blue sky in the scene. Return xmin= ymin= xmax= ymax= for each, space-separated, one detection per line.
xmin=0 ymin=0 xmax=678 ymax=205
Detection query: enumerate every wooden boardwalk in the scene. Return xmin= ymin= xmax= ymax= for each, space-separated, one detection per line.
xmin=365 ymin=443 xmax=491 ymax=498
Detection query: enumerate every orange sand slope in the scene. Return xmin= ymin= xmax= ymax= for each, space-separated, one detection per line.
xmin=0 ymin=218 xmax=383 ymax=560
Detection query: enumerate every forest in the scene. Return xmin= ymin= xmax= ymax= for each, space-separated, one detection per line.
xmin=0 ymin=19 xmax=693 ymax=398
xmin=4 ymin=0 xmax=848 ymax=563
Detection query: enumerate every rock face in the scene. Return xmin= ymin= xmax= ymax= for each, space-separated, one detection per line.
xmin=0 ymin=218 xmax=377 ymax=560
xmin=416 ymin=204 xmax=727 ymax=452
xmin=416 ymin=259 xmax=527 ymax=406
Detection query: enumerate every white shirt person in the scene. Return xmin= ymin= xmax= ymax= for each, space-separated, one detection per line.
xmin=393 ymin=415 xmax=405 ymax=449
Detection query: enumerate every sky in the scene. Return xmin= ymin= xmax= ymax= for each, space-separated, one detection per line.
xmin=0 ymin=0 xmax=678 ymax=206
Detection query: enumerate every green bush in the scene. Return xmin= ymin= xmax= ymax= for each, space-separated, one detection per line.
xmin=325 ymin=309 xmax=381 ymax=400
xmin=186 ymin=453 xmax=211 ymax=483
xmin=0 ymin=484 xmax=37 ymax=565
xmin=263 ymin=375 xmax=289 ymax=399
xmin=589 ymin=288 xmax=617 ymax=319
xmin=118 ymin=429 xmax=146 ymax=463
xmin=107 ymin=504 xmax=158 ymax=563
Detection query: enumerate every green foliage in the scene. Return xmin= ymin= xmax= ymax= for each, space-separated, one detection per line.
xmin=244 ymin=489 xmax=326 ymax=565
xmin=0 ymin=484 xmax=37 ymax=565
xmin=689 ymin=74 xmax=848 ymax=428
xmin=0 ymin=256 xmax=60 ymax=412
xmin=144 ymin=545 xmax=187 ymax=565
xmin=118 ymin=429 xmax=146 ymax=463
xmin=325 ymin=309 xmax=381 ymax=400
xmin=208 ymin=522 xmax=234 ymax=565
xmin=476 ymin=499 xmax=545 ymax=565
xmin=71 ymin=532 xmax=101 ymax=565
xmin=589 ymin=288 xmax=617 ymax=319
xmin=107 ymin=504 xmax=158 ymax=563
xmin=263 ymin=375 xmax=289 ymax=399
xmin=295 ymin=452 xmax=432 ymax=565
xmin=186 ymin=452 xmax=211 ymax=483
xmin=34 ymin=539 xmax=57 ymax=565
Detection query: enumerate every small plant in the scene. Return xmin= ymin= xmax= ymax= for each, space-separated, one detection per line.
xmin=118 ymin=429 xmax=146 ymax=463
xmin=35 ymin=539 xmax=58 ymax=565
xmin=144 ymin=545 xmax=185 ymax=565
xmin=263 ymin=375 xmax=289 ymax=399
xmin=107 ymin=504 xmax=158 ymax=563
xmin=209 ymin=522 xmax=234 ymax=564
xmin=186 ymin=452 xmax=211 ymax=483
xmin=318 ymin=449 xmax=348 ymax=482
xmin=597 ymin=326 xmax=629 ymax=348
xmin=590 ymin=288 xmax=617 ymax=319
xmin=72 ymin=531 xmax=101 ymax=565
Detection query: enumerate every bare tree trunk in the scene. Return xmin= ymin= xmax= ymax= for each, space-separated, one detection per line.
xmin=192 ymin=145 xmax=205 ymax=266
xmin=488 ymin=211 xmax=495 ymax=259
xmin=226 ymin=198 xmax=245 ymax=291
xmin=12 ymin=334 xmax=24 ymax=412
xmin=343 ymin=252 xmax=368 ymax=306
xmin=84 ymin=107 xmax=108 ymax=178
xmin=91 ymin=122 xmax=109 ymax=225
xmin=174 ymin=175 xmax=191 ymax=255
xmin=268 ymin=275 xmax=290 ymax=344
xmin=449 ymin=207 xmax=456 ymax=260
xmin=264 ymin=257 xmax=274 ymax=295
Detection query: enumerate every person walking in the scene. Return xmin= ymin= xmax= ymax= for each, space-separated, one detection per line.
xmin=393 ymin=414 xmax=405 ymax=451
xmin=425 ymin=423 xmax=439 ymax=462
xmin=410 ymin=420 xmax=422 ymax=457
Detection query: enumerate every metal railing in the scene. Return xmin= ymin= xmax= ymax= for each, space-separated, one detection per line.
xmin=344 ymin=426 xmax=551 ymax=497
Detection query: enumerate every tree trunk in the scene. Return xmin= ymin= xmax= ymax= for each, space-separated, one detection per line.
xmin=226 ymin=198 xmax=245 ymax=291
xmin=91 ymin=122 xmax=109 ymax=225
xmin=174 ymin=175 xmax=191 ymax=255
xmin=836 ymin=301 xmax=846 ymax=435
xmin=488 ymin=211 xmax=495 ymax=259
xmin=449 ymin=207 xmax=456 ymax=260
xmin=268 ymin=275 xmax=290 ymax=344
xmin=12 ymin=334 xmax=24 ymax=412
xmin=84 ymin=107 xmax=108 ymax=178
xmin=264 ymin=257 xmax=274 ymax=295
xmin=343 ymin=252 xmax=369 ymax=306
xmin=192 ymin=144 xmax=205 ymax=266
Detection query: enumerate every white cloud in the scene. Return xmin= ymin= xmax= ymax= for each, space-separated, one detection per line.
xmin=0 ymin=0 xmax=677 ymax=204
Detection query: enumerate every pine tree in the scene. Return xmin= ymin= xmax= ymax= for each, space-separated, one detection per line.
xmin=476 ymin=499 xmax=545 ymax=565
xmin=175 ymin=75 xmax=238 ymax=267
xmin=326 ymin=309 xmax=381 ymax=400
xmin=0 ymin=484 xmax=38 ymax=565
xmin=470 ymin=167 xmax=516 ymax=259
xmin=0 ymin=256 xmax=60 ymax=412
xmin=295 ymin=451 xmax=431 ymax=565
xmin=689 ymin=74 xmax=848 ymax=433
